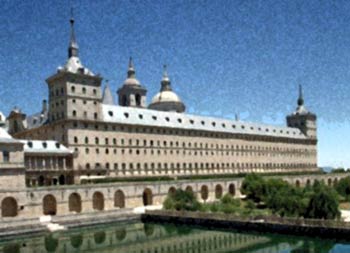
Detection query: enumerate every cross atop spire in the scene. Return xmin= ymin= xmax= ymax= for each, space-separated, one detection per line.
xmin=297 ymin=84 xmax=304 ymax=106
xmin=160 ymin=64 xmax=172 ymax=91
xmin=68 ymin=8 xmax=79 ymax=58
xmin=127 ymin=57 xmax=136 ymax=78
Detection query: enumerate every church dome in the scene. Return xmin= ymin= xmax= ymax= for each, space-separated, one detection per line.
xmin=148 ymin=65 xmax=185 ymax=113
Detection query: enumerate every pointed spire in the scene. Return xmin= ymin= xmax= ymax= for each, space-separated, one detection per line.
xmin=68 ymin=8 xmax=79 ymax=58
xmin=127 ymin=57 xmax=136 ymax=78
xmin=102 ymin=80 xmax=114 ymax=105
xmin=297 ymin=84 xmax=304 ymax=106
xmin=160 ymin=64 xmax=172 ymax=92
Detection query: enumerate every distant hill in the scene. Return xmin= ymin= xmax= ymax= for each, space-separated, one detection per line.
xmin=321 ymin=166 xmax=334 ymax=173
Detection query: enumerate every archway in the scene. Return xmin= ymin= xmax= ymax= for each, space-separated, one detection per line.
xmin=143 ymin=188 xmax=153 ymax=206
xmin=1 ymin=197 xmax=18 ymax=217
xmin=69 ymin=193 xmax=82 ymax=213
xmin=328 ymin=178 xmax=332 ymax=186
xmin=59 ymin=175 xmax=65 ymax=185
xmin=334 ymin=178 xmax=338 ymax=185
xmin=92 ymin=192 xmax=104 ymax=211
xmin=201 ymin=185 xmax=209 ymax=201
xmin=296 ymin=180 xmax=300 ymax=188
xmin=228 ymin=184 xmax=235 ymax=196
xmin=215 ymin=184 xmax=223 ymax=199
xmin=306 ymin=179 xmax=311 ymax=187
xmin=168 ymin=187 xmax=176 ymax=197
xmin=43 ymin=194 xmax=57 ymax=215
xmin=114 ymin=190 xmax=125 ymax=208
xmin=185 ymin=186 xmax=193 ymax=194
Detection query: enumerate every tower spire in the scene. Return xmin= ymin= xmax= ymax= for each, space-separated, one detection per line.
xmin=297 ymin=84 xmax=304 ymax=106
xmin=160 ymin=64 xmax=172 ymax=91
xmin=127 ymin=57 xmax=136 ymax=78
xmin=68 ymin=8 xmax=79 ymax=58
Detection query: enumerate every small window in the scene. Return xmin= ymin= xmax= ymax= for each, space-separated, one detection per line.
xmin=190 ymin=119 xmax=194 ymax=124
xmin=250 ymin=127 xmax=254 ymax=130
xmin=222 ymin=123 xmax=226 ymax=128
xmin=178 ymin=118 xmax=182 ymax=123
xmin=152 ymin=116 xmax=157 ymax=120
xmin=241 ymin=125 xmax=245 ymax=129
xmin=139 ymin=114 xmax=143 ymax=119
xmin=124 ymin=113 xmax=129 ymax=118
xmin=212 ymin=122 xmax=216 ymax=126
xmin=108 ymin=111 xmax=113 ymax=117
xmin=55 ymin=142 xmax=60 ymax=148
xmin=82 ymin=87 xmax=86 ymax=94
xmin=3 ymin=151 xmax=9 ymax=162
xmin=71 ymin=86 xmax=75 ymax=93
xmin=93 ymin=89 xmax=97 ymax=95
xmin=28 ymin=141 xmax=33 ymax=148
xmin=165 ymin=117 xmax=170 ymax=122
xmin=42 ymin=142 xmax=47 ymax=148
xmin=266 ymin=128 xmax=269 ymax=132
xmin=94 ymin=113 xmax=98 ymax=119
xmin=232 ymin=124 xmax=236 ymax=128
xmin=201 ymin=121 xmax=205 ymax=125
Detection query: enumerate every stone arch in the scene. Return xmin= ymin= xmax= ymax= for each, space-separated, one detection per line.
xmin=143 ymin=188 xmax=153 ymax=206
xmin=92 ymin=192 xmax=104 ymax=211
xmin=334 ymin=178 xmax=338 ymax=185
xmin=43 ymin=194 xmax=57 ymax=215
xmin=185 ymin=185 xmax=193 ymax=194
xmin=328 ymin=178 xmax=332 ymax=186
xmin=168 ymin=187 xmax=176 ymax=197
xmin=59 ymin=175 xmax=65 ymax=185
xmin=114 ymin=190 xmax=125 ymax=208
xmin=295 ymin=180 xmax=300 ymax=188
xmin=70 ymin=234 xmax=83 ymax=249
xmin=1 ymin=197 xmax=18 ymax=217
xmin=69 ymin=193 xmax=82 ymax=213
xmin=228 ymin=184 xmax=235 ymax=196
xmin=306 ymin=179 xmax=311 ymax=187
xmin=215 ymin=184 xmax=223 ymax=199
xmin=201 ymin=185 xmax=209 ymax=201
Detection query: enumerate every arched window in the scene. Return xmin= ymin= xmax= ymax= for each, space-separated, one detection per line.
xmin=82 ymin=87 xmax=86 ymax=94
xmin=43 ymin=194 xmax=57 ymax=215
xmin=1 ymin=197 xmax=18 ymax=217
xmin=142 ymin=188 xmax=153 ymax=206
xmin=71 ymin=86 xmax=75 ymax=93
xmin=92 ymin=192 xmax=104 ymax=211
xmin=69 ymin=193 xmax=82 ymax=213
xmin=72 ymin=110 xmax=77 ymax=117
xmin=85 ymin=137 xmax=89 ymax=144
xmin=114 ymin=190 xmax=125 ymax=208
xmin=135 ymin=94 xmax=141 ymax=106
xmin=95 ymin=137 xmax=99 ymax=145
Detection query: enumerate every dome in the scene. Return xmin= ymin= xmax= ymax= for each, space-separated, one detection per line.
xmin=60 ymin=56 xmax=94 ymax=76
xmin=151 ymin=91 xmax=182 ymax=104
xmin=123 ymin=77 xmax=141 ymax=86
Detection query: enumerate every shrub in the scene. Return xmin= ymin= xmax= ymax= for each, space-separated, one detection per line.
xmin=163 ymin=189 xmax=201 ymax=211
xmin=335 ymin=176 xmax=350 ymax=200
xmin=241 ymin=174 xmax=266 ymax=202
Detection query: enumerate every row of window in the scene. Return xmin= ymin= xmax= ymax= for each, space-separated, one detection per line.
xmin=76 ymin=146 xmax=315 ymax=158
xmin=50 ymin=86 xmax=98 ymax=97
xmin=83 ymin=162 xmax=316 ymax=173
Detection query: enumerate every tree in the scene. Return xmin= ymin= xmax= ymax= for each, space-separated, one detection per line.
xmin=241 ymin=174 xmax=266 ymax=202
xmin=335 ymin=176 xmax=350 ymax=200
xmin=305 ymin=185 xmax=340 ymax=219
xmin=163 ymin=189 xmax=201 ymax=211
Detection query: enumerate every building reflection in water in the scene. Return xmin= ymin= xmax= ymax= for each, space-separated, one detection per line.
xmin=0 ymin=222 xmax=345 ymax=253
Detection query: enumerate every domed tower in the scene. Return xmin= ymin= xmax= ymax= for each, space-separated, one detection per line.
xmin=117 ymin=57 xmax=147 ymax=107
xmin=149 ymin=65 xmax=185 ymax=113
xmin=286 ymin=85 xmax=317 ymax=139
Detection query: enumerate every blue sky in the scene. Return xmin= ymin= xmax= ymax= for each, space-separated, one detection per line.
xmin=0 ymin=0 xmax=349 ymax=168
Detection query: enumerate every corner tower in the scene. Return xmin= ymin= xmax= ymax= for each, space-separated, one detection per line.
xmin=46 ymin=10 xmax=103 ymax=123
xmin=286 ymin=85 xmax=317 ymax=139
xmin=117 ymin=57 xmax=147 ymax=107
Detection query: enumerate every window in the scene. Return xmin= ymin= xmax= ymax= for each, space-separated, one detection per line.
xmin=72 ymin=110 xmax=77 ymax=117
xmin=82 ymin=87 xmax=86 ymax=94
xmin=93 ymin=89 xmax=97 ymax=95
xmin=71 ymin=86 xmax=75 ymax=93
xmin=94 ymin=113 xmax=98 ymax=119
xmin=3 ymin=151 xmax=9 ymax=162
xmin=74 ymin=137 xmax=78 ymax=144
xmin=95 ymin=137 xmax=99 ymax=145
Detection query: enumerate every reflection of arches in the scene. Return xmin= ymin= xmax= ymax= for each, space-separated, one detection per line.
xmin=94 ymin=231 xmax=106 ymax=244
xmin=296 ymin=180 xmax=300 ymax=188
xmin=143 ymin=188 xmax=153 ymax=206
xmin=3 ymin=244 xmax=20 ymax=253
xmin=185 ymin=186 xmax=193 ymax=193
xmin=328 ymin=178 xmax=332 ymax=186
xmin=228 ymin=184 xmax=235 ymax=196
xmin=93 ymin=192 xmax=104 ymax=211
xmin=70 ymin=234 xmax=83 ymax=249
xmin=43 ymin=194 xmax=57 ymax=215
xmin=38 ymin=175 xmax=44 ymax=186
xmin=116 ymin=228 xmax=127 ymax=241
xmin=201 ymin=185 xmax=209 ymax=201
xmin=59 ymin=175 xmax=65 ymax=185
xmin=144 ymin=223 xmax=154 ymax=237
xmin=168 ymin=187 xmax=176 ymax=196
xmin=114 ymin=190 xmax=125 ymax=208
xmin=1 ymin=197 xmax=18 ymax=217
xmin=69 ymin=193 xmax=82 ymax=213
xmin=45 ymin=235 xmax=58 ymax=252
xmin=215 ymin=184 xmax=223 ymax=199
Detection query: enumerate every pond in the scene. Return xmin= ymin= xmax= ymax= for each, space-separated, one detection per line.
xmin=0 ymin=221 xmax=349 ymax=253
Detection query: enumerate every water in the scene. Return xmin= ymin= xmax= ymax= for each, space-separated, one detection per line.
xmin=0 ymin=221 xmax=349 ymax=253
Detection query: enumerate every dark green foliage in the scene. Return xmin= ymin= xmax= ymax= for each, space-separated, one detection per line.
xmin=163 ymin=189 xmax=201 ymax=211
xmin=305 ymin=184 xmax=340 ymax=219
xmin=335 ymin=176 xmax=350 ymax=200
xmin=245 ymin=200 xmax=256 ymax=210
xmin=241 ymin=174 xmax=266 ymax=202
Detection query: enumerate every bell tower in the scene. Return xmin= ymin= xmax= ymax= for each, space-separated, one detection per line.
xmin=117 ymin=57 xmax=147 ymax=107
xmin=286 ymin=85 xmax=317 ymax=139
